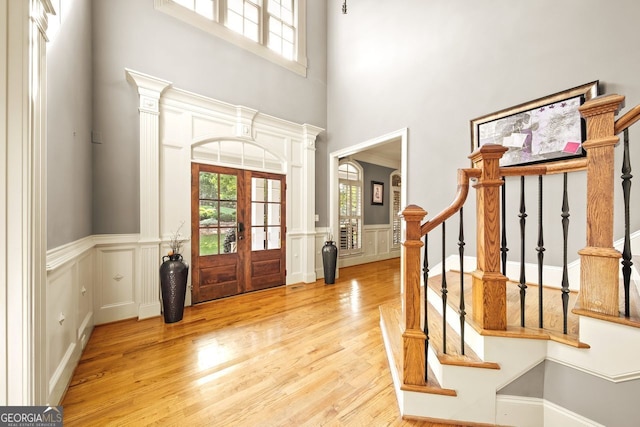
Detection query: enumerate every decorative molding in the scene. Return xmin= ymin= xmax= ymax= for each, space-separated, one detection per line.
xmin=93 ymin=233 xmax=141 ymax=246
xmin=153 ymin=71 xmax=323 ymax=290
xmin=46 ymin=235 xmax=95 ymax=272
xmin=2 ymin=0 xmax=54 ymax=405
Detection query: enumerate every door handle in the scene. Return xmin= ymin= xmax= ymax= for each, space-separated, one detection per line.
xmin=238 ymin=222 xmax=245 ymax=240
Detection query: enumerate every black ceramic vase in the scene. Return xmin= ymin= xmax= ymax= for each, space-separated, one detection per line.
xmin=159 ymin=253 xmax=189 ymax=323
xmin=322 ymin=240 xmax=338 ymax=284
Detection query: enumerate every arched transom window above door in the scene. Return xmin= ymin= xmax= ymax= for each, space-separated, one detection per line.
xmin=192 ymin=138 xmax=284 ymax=173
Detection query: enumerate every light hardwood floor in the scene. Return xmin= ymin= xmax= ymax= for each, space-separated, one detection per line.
xmin=61 ymin=258 xmax=465 ymax=427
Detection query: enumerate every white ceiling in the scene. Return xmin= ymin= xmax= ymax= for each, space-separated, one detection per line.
xmin=350 ymin=138 xmax=401 ymax=170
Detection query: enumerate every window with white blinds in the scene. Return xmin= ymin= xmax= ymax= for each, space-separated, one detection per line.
xmin=155 ymin=0 xmax=307 ymax=76
xmin=338 ymin=161 xmax=363 ymax=255
xmin=391 ymin=172 xmax=402 ymax=248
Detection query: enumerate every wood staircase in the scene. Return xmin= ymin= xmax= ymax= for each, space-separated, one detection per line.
xmin=382 ymin=93 xmax=640 ymax=425
xmin=381 ymin=270 xmax=640 ymax=425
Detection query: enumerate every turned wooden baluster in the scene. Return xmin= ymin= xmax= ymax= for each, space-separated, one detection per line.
xmin=578 ymin=94 xmax=625 ymax=316
xmin=401 ymin=204 xmax=428 ymax=387
xmin=469 ymin=144 xmax=509 ymax=330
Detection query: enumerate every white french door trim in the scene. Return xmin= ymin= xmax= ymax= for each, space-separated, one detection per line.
xmin=126 ymin=69 xmax=323 ymax=318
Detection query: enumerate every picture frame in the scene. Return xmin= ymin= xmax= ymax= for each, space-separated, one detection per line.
xmin=371 ymin=181 xmax=384 ymax=205
xmin=470 ymin=81 xmax=599 ymax=167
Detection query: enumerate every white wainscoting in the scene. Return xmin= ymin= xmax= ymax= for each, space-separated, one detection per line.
xmin=315 ymin=225 xmax=400 ymax=279
xmin=46 ymin=234 xmax=142 ymax=404
xmin=339 ymin=224 xmax=400 ymax=269
xmin=46 ymin=236 xmax=95 ymax=404
xmin=47 ymin=228 xmax=328 ymax=403
xmin=95 ymin=245 xmax=138 ymax=324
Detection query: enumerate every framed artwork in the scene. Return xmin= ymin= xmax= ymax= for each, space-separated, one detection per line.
xmin=470 ymin=81 xmax=599 ymax=167
xmin=371 ymin=181 xmax=384 ymax=205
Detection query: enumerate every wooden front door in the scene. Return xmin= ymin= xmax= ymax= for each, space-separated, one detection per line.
xmin=191 ymin=163 xmax=286 ymax=303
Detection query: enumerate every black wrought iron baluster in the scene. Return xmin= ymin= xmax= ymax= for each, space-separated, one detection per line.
xmin=501 ymin=179 xmax=509 ymax=276
xmin=536 ymin=175 xmax=545 ymax=328
xmin=423 ymin=234 xmax=430 ymax=381
xmin=441 ymin=222 xmax=448 ymax=354
xmin=518 ymin=176 xmax=527 ymax=327
xmin=621 ymin=129 xmax=633 ymax=317
xmin=458 ymin=208 xmax=466 ymax=355
xmin=561 ymin=173 xmax=570 ymax=334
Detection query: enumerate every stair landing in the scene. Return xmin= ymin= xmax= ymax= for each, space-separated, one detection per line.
xmin=429 ymin=271 xmax=590 ymax=348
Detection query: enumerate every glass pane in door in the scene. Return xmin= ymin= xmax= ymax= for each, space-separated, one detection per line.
xmin=200 ymin=228 xmax=219 ymax=256
xmin=251 ymin=177 xmax=282 ymax=251
xmin=199 ymin=172 xmax=238 ymax=256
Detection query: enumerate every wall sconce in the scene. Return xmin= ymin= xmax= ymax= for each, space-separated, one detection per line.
xmin=342 ymin=0 xmax=347 ymax=14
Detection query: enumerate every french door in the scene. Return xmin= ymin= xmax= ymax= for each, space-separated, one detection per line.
xmin=191 ymin=163 xmax=286 ymax=303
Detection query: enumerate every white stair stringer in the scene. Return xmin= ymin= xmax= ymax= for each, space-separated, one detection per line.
xmin=547 ymin=315 xmax=640 ymax=382
xmin=402 ymin=330 xmax=548 ymax=424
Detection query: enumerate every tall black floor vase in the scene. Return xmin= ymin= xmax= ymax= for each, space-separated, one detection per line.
xmin=322 ymin=240 xmax=337 ymax=284
xmin=159 ymin=253 xmax=189 ymax=323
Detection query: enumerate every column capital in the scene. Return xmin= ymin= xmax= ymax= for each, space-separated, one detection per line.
xmin=125 ymin=68 xmax=172 ymax=113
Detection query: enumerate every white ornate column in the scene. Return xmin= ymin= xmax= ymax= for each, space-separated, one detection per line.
xmin=1 ymin=0 xmax=54 ymax=404
xmin=125 ymin=69 xmax=172 ymax=319
xmin=301 ymin=124 xmax=323 ymax=282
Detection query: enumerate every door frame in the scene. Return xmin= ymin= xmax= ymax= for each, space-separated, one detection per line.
xmin=128 ymin=71 xmax=323 ymax=318
xmin=191 ymin=163 xmax=287 ymax=303
xmin=328 ymin=128 xmax=408 ymax=287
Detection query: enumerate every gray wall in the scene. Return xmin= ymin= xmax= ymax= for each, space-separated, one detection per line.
xmin=324 ymin=0 xmax=640 ymax=265
xmin=499 ymin=360 xmax=640 ymax=426
xmin=360 ymin=161 xmax=395 ymax=225
xmin=90 ymin=0 xmax=327 ymax=235
xmin=47 ymin=0 xmax=93 ymax=249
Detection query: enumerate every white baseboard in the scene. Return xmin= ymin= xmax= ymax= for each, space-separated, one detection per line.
xmin=496 ymin=395 xmax=605 ymax=427
xmin=48 ymin=342 xmax=79 ymax=405
xmin=338 ymin=251 xmax=400 ymax=269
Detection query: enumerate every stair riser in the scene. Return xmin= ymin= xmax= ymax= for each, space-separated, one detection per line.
xmin=548 ymin=316 xmax=640 ymax=381
xmin=426 ymin=285 xmax=486 ymax=358
xmin=401 ymin=335 xmax=547 ymax=423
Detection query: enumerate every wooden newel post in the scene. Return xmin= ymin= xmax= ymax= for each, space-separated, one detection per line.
xmin=578 ymin=94 xmax=625 ymax=316
xmin=469 ymin=144 xmax=508 ymax=330
xmin=401 ymin=204 xmax=427 ymax=387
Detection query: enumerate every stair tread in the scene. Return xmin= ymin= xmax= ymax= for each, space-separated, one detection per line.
xmin=425 ymin=300 xmax=500 ymax=369
xmin=379 ymin=303 xmax=456 ymax=397
xmin=427 ymin=271 xmax=591 ymax=348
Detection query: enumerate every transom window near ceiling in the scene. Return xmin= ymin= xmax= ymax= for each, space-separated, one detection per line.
xmin=155 ymin=0 xmax=307 ymax=76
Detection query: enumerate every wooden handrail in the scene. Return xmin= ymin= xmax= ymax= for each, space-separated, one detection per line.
xmin=421 ymin=168 xmax=480 ymax=235
xmin=400 ymin=93 xmax=632 ymax=392
xmin=615 ymin=104 xmax=640 ymax=135
xmin=420 ymin=153 xmax=592 ymax=238
xmin=499 ymin=158 xmax=589 ymax=177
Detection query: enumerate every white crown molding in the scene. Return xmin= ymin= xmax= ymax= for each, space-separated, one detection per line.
xmin=162 ymin=86 xmax=324 ymax=139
